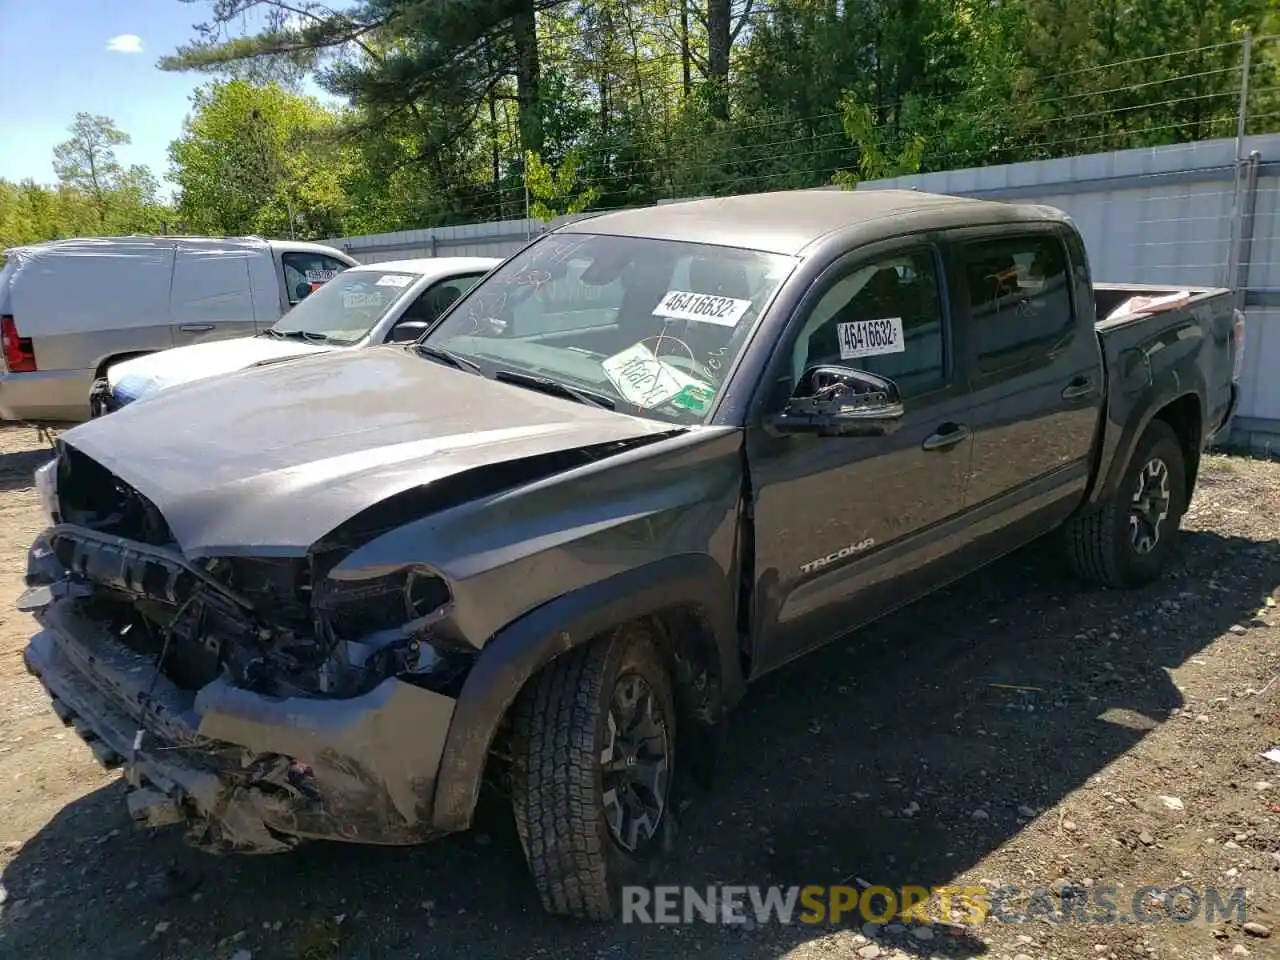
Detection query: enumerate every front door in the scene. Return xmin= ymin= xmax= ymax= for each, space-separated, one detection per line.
xmin=745 ymin=242 xmax=974 ymax=675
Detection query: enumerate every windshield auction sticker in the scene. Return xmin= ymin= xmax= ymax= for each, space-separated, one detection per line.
xmin=376 ymin=274 xmax=415 ymax=288
xmin=837 ymin=318 xmax=905 ymax=359
xmin=305 ymin=269 xmax=338 ymax=283
xmin=343 ymin=291 xmax=384 ymax=308
xmin=603 ymin=342 xmax=709 ymax=409
xmin=653 ymin=290 xmax=752 ymax=327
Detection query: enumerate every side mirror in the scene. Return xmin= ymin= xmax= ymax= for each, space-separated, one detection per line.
xmin=388 ymin=320 xmax=431 ymax=343
xmin=767 ymin=365 xmax=904 ymax=438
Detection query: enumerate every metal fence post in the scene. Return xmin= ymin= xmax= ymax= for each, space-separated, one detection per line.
xmin=1234 ymin=151 xmax=1261 ymax=314
xmin=1235 ymin=31 xmax=1253 ymax=160
xmin=1225 ymin=32 xmax=1253 ymax=290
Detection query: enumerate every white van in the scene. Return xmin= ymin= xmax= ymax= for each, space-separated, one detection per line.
xmin=98 ymin=257 xmax=500 ymax=414
xmin=0 ymin=235 xmax=358 ymax=422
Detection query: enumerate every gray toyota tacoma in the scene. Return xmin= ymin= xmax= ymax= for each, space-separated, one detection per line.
xmin=19 ymin=190 xmax=1244 ymax=920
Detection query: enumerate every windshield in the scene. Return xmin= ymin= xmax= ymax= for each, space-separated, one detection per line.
xmin=267 ymin=268 xmax=421 ymax=344
xmin=419 ymin=233 xmax=797 ymax=424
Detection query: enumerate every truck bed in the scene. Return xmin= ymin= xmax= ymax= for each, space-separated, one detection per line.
xmin=1093 ymin=283 xmax=1231 ymax=332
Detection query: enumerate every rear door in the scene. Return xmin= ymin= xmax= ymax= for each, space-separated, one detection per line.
xmin=951 ymin=225 xmax=1104 ymax=520
xmin=169 ymin=243 xmax=259 ymax=347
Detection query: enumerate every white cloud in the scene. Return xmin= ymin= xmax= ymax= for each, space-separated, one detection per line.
xmin=106 ymin=34 xmax=143 ymax=54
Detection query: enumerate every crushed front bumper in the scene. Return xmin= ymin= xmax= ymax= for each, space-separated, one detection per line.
xmin=22 ymin=594 xmax=457 ymax=852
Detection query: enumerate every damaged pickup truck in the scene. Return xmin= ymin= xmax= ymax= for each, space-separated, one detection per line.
xmin=19 ymin=189 xmax=1244 ymax=920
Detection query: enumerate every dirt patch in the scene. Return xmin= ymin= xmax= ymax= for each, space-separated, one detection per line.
xmin=0 ymin=423 xmax=1276 ymax=960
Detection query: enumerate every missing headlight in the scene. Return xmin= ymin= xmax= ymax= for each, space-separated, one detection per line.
xmin=315 ymin=566 xmax=451 ymax=642
xmin=313 ymin=567 xmax=468 ymax=697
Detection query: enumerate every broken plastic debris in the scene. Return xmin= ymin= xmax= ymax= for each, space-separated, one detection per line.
xmin=1261 ymin=748 xmax=1280 ymax=765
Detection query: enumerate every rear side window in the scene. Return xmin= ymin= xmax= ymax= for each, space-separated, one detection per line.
xmin=963 ymin=234 xmax=1074 ymax=375
xmin=0 ymin=261 xmax=16 ymax=311
xmin=283 ymin=253 xmax=351 ymax=304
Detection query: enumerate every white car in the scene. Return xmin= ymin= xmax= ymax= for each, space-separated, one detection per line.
xmin=95 ymin=256 xmax=500 ymax=414
xmin=0 ymin=235 xmax=357 ymax=422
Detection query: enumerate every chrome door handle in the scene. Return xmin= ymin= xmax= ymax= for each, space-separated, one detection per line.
xmin=179 ymin=324 xmax=214 ymax=333
xmin=922 ymin=423 xmax=969 ymax=451
xmin=1062 ymin=376 xmax=1095 ymax=400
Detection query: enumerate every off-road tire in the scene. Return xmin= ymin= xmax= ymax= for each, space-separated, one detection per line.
xmin=1065 ymin=419 xmax=1187 ymax=588
xmin=509 ymin=622 xmax=676 ymax=920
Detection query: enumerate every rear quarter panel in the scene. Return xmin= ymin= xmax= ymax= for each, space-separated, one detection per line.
xmin=1089 ymin=290 xmax=1235 ymax=504
xmin=12 ymin=243 xmax=177 ymax=373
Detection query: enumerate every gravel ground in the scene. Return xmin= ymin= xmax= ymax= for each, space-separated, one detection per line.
xmin=0 ymin=423 xmax=1277 ymax=960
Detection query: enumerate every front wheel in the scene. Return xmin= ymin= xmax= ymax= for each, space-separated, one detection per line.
xmin=1064 ymin=419 xmax=1188 ymax=588
xmin=510 ymin=622 xmax=676 ymax=919
xmin=88 ymin=377 xmax=113 ymax=418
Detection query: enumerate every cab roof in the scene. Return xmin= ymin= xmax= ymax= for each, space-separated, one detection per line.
xmin=558 ymin=189 xmax=1070 ymax=256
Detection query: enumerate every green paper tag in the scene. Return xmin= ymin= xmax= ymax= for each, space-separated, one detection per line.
xmin=671 ymin=383 xmax=715 ymax=412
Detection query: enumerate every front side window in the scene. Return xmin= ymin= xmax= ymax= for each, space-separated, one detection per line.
xmin=266 ymin=268 xmax=422 ymax=344
xmin=962 ymin=234 xmax=1074 ymax=375
xmin=282 ymin=252 xmax=351 ymax=305
xmin=420 ymin=233 xmax=797 ymax=424
xmin=788 ymin=250 xmax=946 ymax=399
xmin=393 ymin=274 xmax=486 ymax=331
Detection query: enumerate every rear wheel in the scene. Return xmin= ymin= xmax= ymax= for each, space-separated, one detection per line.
xmin=1064 ymin=419 xmax=1188 ymax=588
xmin=510 ymin=622 xmax=676 ymax=919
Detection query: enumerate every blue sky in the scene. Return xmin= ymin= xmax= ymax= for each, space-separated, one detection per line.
xmin=0 ymin=1 xmax=326 ymax=196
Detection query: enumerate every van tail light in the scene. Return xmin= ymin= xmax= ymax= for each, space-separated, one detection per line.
xmin=1231 ymin=309 xmax=1246 ymax=383
xmin=1 ymin=315 xmax=36 ymax=373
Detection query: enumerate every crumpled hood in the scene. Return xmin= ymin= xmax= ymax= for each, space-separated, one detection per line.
xmin=108 ymin=336 xmax=331 ymax=404
xmin=62 ymin=346 xmax=679 ymax=558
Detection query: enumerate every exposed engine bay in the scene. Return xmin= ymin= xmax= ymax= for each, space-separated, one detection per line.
xmin=34 ymin=443 xmax=472 ymax=702
xmin=21 ymin=443 xmax=476 ymax=853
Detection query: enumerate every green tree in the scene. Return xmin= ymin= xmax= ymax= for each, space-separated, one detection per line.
xmin=168 ymin=80 xmax=353 ymax=238
xmin=161 ymin=0 xmax=562 ymax=156
xmin=831 ymin=94 xmax=926 ymax=188
xmin=144 ymin=0 xmax=1280 ymax=230
xmin=522 ymin=149 xmax=599 ymax=220
xmin=52 ymin=113 xmax=130 ymax=224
